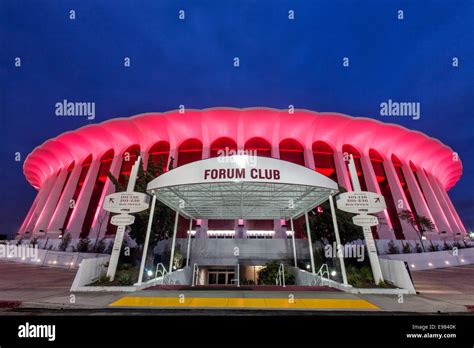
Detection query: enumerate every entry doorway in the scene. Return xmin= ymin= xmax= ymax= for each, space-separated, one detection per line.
xmin=207 ymin=267 xmax=236 ymax=285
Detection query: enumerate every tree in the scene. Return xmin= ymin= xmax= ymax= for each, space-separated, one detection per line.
xmin=305 ymin=186 xmax=363 ymax=244
xmin=398 ymin=209 xmax=435 ymax=252
xmin=107 ymin=151 xmax=175 ymax=246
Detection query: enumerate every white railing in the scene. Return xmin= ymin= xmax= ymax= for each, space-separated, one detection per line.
xmin=275 ymin=263 xmax=286 ymax=287
xmin=310 ymin=264 xmax=330 ymax=286
xmin=154 ymin=263 xmax=168 ymax=279
xmin=230 ymin=264 xmax=240 ymax=287
xmin=191 ymin=263 xmax=199 ymax=287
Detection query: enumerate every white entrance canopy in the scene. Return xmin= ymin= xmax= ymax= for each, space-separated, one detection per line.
xmin=146 ymin=155 xmax=338 ymax=220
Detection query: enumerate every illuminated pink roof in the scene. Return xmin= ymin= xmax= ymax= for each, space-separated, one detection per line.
xmin=23 ymin=108 xmax=462 ymax=191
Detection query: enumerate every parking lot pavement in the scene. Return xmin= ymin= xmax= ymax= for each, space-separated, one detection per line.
xmin=0 ymin=260 xmax=75 ymax=303
xmin=410 ymin=265 xmax=474 ymax=308
xmin=0 ymin=260 xmax=472 ymax=313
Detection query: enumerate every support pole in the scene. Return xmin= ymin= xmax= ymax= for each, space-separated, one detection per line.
xmin=348 ymin=154 xmax=384 ymax=284
xmin=169 ymin=209 xmax=180 ymax=273
xmin=290 ymin=218 xmax=297 ymax=267
xmin=186 ymin=218 xmax=193 ymax=267
xmin=136 ymin=195 xmax=157 ymax=285
xmin=329 ymin=195 xmax=348 ymax=285
xmin=106 ymin=156 xmax=142 ymax=281
xmin=304 ymin=211 xmax=316 ymax=274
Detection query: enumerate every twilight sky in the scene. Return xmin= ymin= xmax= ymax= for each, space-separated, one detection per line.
xmin=0 ymin=0 xmax=473 ymax=236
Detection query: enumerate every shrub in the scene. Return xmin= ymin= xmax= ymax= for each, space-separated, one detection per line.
xmin=241 ymin=278 xmax=256 ymax=285
xmin=92 ymin=238 xmax=106 ymax=254
xmin=387 ymin=240 xmax=399 ymax=254
xmin=76 ymin=237 xmax=91 ymax=252
xmin=117 ymin=272 xmax=133 ymax=286
xmin=415 ymin=243 xmax=423 ymax=253
xmin=428 ymin=243 xmax=439 ymax=252
xmin=346 ymin=265 xmax=374 ymax=288
xmin=29 ymin=237 xmax=39 ymax=248
xmin=258 ymin=261 xmax=295 ymax=285
xmin=58 ymin=233 xmax=72 ymax=251
xmin=442 ymin=241 xmax=452 ymax=251
xmin=402 ymin=242 xmax=411 ymax=254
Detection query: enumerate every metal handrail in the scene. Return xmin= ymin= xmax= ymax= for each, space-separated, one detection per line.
xmin=310 ymin=264 xmax=330 ymax=286
xmin=155 ymin=263 xmax=168 ymax=279
xmin=275 ymin=263 xmax=286 ymax=287
xmin=191 ymin=263 xmax=199 ymax=287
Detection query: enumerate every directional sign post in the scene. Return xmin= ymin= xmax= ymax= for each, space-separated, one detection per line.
xmin=110 ymin=214 xmax=136 ymax=226
xmin=336 ymin=191 xmax=386 ymax=215
xmin=337 ymin=155 xmax=385 ymax=285
xmin=352 ymin=214 xmax=378 ymax=227
xmin=104 ymin=157 xmax=149 ymax=281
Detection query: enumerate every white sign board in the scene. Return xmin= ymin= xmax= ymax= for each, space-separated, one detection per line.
xmin=110 ymin=214 xmax=136 ymax=226
xmin=352 ymin=214 xmax=379 ymax=227
xmin=103 ymin=192 xmax=150 ymax=214
xmin=336 ymin=191 xmax=386 ymax=214
xmin=147 ymin=155 xmax=339 ymax=192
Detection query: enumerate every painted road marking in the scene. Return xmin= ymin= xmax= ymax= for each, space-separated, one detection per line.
xmin=109 ymin=297 xmax=379 ymax=310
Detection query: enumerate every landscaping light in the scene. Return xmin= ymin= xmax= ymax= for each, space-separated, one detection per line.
xmin=306 ymin=264 xmax=310 ymax=270
xmin=330 ymin=270 xmax=337 ymax=277
xmin=410 ymin=264 xmax=415 ymax=268
xmin=147 ymin=270 xmax=153 ymax=277
xmin=428 ymin=262 xmax=433 ymax=267
xmin=445 ymin=261 xmax=449 ymax=265
xmin=460 ymin=259 xmax=465 ymax=263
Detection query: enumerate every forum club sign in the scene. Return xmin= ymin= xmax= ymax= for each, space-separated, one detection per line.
xmin=203 ymin=168 xmax=281 ymax=181
xmin=148 ymin=155 xmax=339 ymax=190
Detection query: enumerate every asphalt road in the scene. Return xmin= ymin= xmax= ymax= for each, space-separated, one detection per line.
xmin=0 ymin=260 xmax=472 ymax=314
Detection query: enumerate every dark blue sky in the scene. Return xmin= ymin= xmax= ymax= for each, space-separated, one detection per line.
xmin=0 ymin=0 xmax=473 ymax=236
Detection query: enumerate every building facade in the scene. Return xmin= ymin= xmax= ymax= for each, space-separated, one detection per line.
xmin=19 ymin=108 xmax=466 ymax=242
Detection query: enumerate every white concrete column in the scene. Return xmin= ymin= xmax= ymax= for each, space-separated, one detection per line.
xmin=333 ymin=151 xmax=352 ymax=190
xmin=383 ymin=160 xmax=418 ymax=240
xmin=401 ymin=163 xmax=436 ymax=230
xmin=89 ymin=155 xmax=124 ymax=240
xmin=67 ymin=158 xmax=101 ymax=238
xmin=18 ymin=188 xmax=43 ymax=236
xmin=437 ymin=182 xmax=467 ymax=235
xmin=304 ymin=147 xmax=315 ymax=170
xmin=359 ymin=155 xmax=394 ymax=239
xmin=415 ymin=166 xmax=452 ymax=235
xmin=33 ymin=167 xmax=70 ymax=233
xmin=47 ymin=163 xmax=83 ymax=233
xmin=427 ymin=173 xmax=461 ymax=236
xmin=272 ymin=146 xmax=284 ymax=237
xmin=24 ymin=175 xmax=58 ymax=234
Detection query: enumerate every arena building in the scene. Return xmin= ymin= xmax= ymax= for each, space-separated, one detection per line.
xmin=18 ymin=108 xmax=466 ymax=248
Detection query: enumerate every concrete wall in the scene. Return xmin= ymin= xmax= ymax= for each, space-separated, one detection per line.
xmin=0 ymin=244 xmax=108 ymax=269
xmin=376 ymin=239 xmax=472 ymax=255
xmin=379 ymin=258 xmax=416 ymax=293
xmin=70 ymin=255 xmax=110 ymax=290
xmin=380 ymin=247 xmax=474 ymax=271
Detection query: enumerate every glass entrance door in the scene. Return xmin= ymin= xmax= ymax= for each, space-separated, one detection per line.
xmin=207 ymin=268 xmax=236 ymax=285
